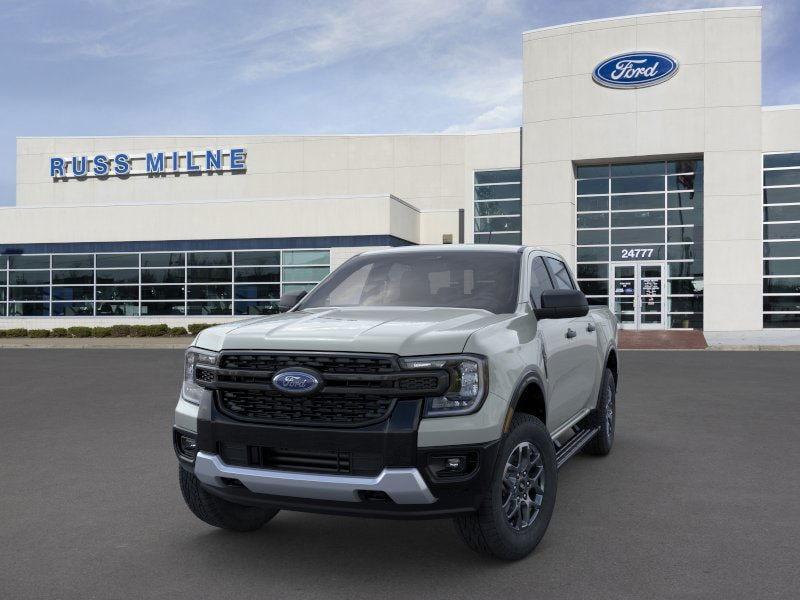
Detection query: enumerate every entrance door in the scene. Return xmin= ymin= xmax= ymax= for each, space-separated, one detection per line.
xmin=611 ymin=262 xmax=666 ymax=330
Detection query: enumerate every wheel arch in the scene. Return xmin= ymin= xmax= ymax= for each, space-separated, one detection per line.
xmin=503 ymin=371 xmax=547 ymax=432
xmin=605 ymin=346 xmax=619 ymax=388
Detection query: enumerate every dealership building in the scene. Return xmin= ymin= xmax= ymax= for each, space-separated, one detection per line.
xmin=2 ymin=6 xmax=799 ymax=334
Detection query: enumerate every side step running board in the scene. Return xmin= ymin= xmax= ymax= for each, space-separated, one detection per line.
xmin=555 ymin=426 xmax=600 ymax=469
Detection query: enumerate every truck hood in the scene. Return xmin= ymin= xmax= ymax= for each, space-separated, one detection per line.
xmin=195 ymin=307 xmax=508 ymax=355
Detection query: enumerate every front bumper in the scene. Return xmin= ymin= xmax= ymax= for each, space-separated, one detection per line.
xmin=176 ymin=395 xmax=500 ymax=519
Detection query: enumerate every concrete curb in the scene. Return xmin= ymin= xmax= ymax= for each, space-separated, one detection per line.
xmin=0 ymin=338 xmax=193 ymax=349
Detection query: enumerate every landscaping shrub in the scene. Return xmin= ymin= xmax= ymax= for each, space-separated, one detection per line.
xmin=168 ymin=326 xmax=188 ymax=337
xmin=51 ymin=328 xmax=69 ymax=337
xmin=109 ymin=324 xmax=132 ymax=337
xmin=91 ymin=327 xmax=113 ymax=338
xmin=4 ymin=328 xmax=28 ymax=338
xmin=27 ymin=329 xmax=51 ymax=338
xmin=67 ymin=326 xmax=92 ymax=338
xmin=129 ymin=325 xmax=149 ymax=337
xmin=145 ymin=324 xmax=169 ymax=337
xmin=188 ymin=323 xmax=219 ymax=335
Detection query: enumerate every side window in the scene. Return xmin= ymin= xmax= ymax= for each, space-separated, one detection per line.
xmin=544 ymin=257 xmax=575 ymax=290
xmin=530 ymin=256 xmax=554 ymax=308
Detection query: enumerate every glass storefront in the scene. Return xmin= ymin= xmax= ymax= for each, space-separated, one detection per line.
xmin=0 ymin=248 xmax=330 ymax=318
xmin=763 ymin=153 xmax=800 ymax=328
xmin=474 ymin=169 xmax=522 ymax=245
xmin=575 ymin=159 xmax=704 ymax=329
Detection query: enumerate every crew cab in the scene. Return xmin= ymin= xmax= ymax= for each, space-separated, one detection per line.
xmin=174 ymin=245 xmax=618 ymax=560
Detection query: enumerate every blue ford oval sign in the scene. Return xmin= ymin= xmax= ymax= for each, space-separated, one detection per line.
xmin=593 ymin=52 xmax=678 ymax=89
xmin=272 ymin=369 xmax=321 ymax=395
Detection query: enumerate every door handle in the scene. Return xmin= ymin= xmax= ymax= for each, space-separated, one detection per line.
xmin=587 ymin=322 xmax=596 ymax=332
xmin=565 ymin=328 xmax=577 ymax=339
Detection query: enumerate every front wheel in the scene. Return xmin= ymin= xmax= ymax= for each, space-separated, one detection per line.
xmin=454 ymin=414 xmax=557 ymax=560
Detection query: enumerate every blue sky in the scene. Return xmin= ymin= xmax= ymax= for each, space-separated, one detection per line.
xmin=1 ymin=0 xmax=798 ymax=206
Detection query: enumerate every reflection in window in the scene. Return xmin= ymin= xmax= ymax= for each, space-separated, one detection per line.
xmin=474 ymin=169 xmax=522 ymax=245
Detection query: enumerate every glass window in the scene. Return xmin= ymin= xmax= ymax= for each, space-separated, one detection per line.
xmin=96 ymin=254 xmax=138 ymax=268
xmin=96 ymin=269 xmax=138 ymax=284
xmin=142 ymin=268 xmax=185 ymax=284
xmin=141 ymin=302 xmax=185 ymax=316
xmin=577 ymin=264 xmax=608 ymax=279
xmin=763 ymin=188 xmax=800 ymax=204
xmin=282 ymin=266 xmax=330 ymax=283
xmin=474 ymin=184 xmax=521 ymax=200
xmin=234 ymin=284 xmax=280 ymax=300
xmin=611 ymin=194 xmax=664 ymax=211
xmin=10 ymin=287 xmax=50 ymax=301
xmin=577 ymin=230 xmax=608 ymax=245
xmin=530 ymin=256 xmax=554 ymax=308
xmin=764 ymin=223 xmax=800 ymax=240
xmin=52 ymin=286 xmax=94 ymax=301
xmin=9 ymin=271 xmax=50 ymax=285
xmin=474 ymin=216 xmax=521 ymax=233
xmin=474 ymin=232 xmax=521 ymax=245
xmin=96 ymin=302 xmax=138 ymax=316
xmin=235 ymin=301 xmax=280 ymax=316
xmin=576 ymin=165 xmax=608 ymax=178
xmin=187 ymin=268 xmax=231 ymax=283
xmin=667 ymin=174 xmax=697 ymax=191
xmin=475 ymin=200 xmax=521 ymax=217
xmin=667 ymin=227 xmax=694 ymax=244
xmin=611 ymin=176 xmax=663 ymax=194
xmin=283 ymin=250 xmax=330 ymax=266
xmin=52 ymin=302 xmax=94 ymax=317
xmin=474 ymin=170 xmax=520 ymax=184
xmin=577 ymin=247 xmax=609 ymax=262
xmin=668 ymin=209 xmax=698 ymax=226
xmin=668 ymin=279 xmax=702 ymax=295
xmin=52 ymin=270 xmax=93 ymax=285
xmin=669 ymin=262 xmax=695 ymax=277
xmin=234 ymin=267 xmax=280 ymax=283
xmin=9 ymin=255 xmax=49 ymax=269
xmin=577 ymin=196 xmax=608 ymax=212
xmin=611 ymin=211 xmax=664 ymax=228
xmin=669 ymin=314 xmax=703 ymax=329
xmin=544 ymin=257 xmax=575 ymax=290
xmin=52 ymin=254 xmax=93 ymax=269
xmin=234 ymin=251 xmax=280 ymax=266
xmin=667 ymin=245 xmax=694 ymax=261
xmin=764 ymin=170 xmax=800 ymax=187
xmin=187 ymin=251 xmax=231 ymax=267
xmin=577 ymin=212 xmax=608 ymax=228
xmin=579 ymin=280 xmax=608 ymax=296
xmin=9 ymin=302 xmax=49 ymax=316
xmin=141 ymin=253 xmax=185 ymax=268
xmin=763 ymin=296 xmax=800 ymax=312
xmin=763 ymin=278 xmax=800 ymax=294
xmin=187 ymin=285 xmax=232 ymax=300
xmin=141 ymin=285 xmax=185 ymax=300
xmin=577 ymin=179 xmax=608 ymax=195
xmin=283 ymin=283 xmax=316 ymax=295
xmin=764 ymin=314 xmax=800 ymax=327
xmin=668 ymin=192 xmax=702 ymax=209
xmin=0 ymin=271 xmax=5 ymax=285
xmin=764 ymin=205 xmax=800 ymax=222
xmin=764 ymin=259 xmax=800 ymax=276
xmin=764 ymin=153 xmax=800 ymax=168
xmin=611 ymin=162 xmax=664 ymax=177
xmin=610 ymin=228 xmax=664 ymax=245
xmin=96 ymin=286 xmax=139 ymax=301
xmin=764 ymin=241 xmax=800 ymax=258
xmin=187 ymin=302 xmax=232 ymax=315
xmin=667 ymin=160 xmax=701 ymax=174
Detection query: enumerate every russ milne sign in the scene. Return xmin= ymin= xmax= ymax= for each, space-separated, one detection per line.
xmin=592 ymin=52 xmax=678 ymax=89
xmin=50 ymin=148 xmax=246 ymax=179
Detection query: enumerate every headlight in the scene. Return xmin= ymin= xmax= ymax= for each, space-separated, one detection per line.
xmin=182 ymin=347 xmax=218 ymax=405
xmin=399 ymin=355 xmax=488 ymax=417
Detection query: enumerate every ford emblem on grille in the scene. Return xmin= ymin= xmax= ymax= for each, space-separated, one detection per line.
xmin=272 ymin=369 xmax=322 ymax=396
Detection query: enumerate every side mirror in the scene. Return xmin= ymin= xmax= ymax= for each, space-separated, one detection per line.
xmin=278 ymin=290 xmax=308 ymax=313
xmin=533 ymin=289 xmax=589 ymax=320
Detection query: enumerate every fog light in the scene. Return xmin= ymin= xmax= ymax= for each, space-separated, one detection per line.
xmin=178 ymin=435 xmax=197 ymax=459
xmin=445 ymin=457 xmax=465 ymax=471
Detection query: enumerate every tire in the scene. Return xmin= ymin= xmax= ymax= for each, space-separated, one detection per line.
xmin=179 ymin=467 xmax=279 ymax=532
xmin=454 ymin=414 xmax=557 ymax=560
xmin=585 ymin=367 xmax=615 ymax=456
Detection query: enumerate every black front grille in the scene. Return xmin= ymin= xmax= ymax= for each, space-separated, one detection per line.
xmin=218 ymin=389 xmax=396 ymax=427
xmin=219 ymin=353 xmax=396 ymax=374
xmin=218 ymin=442 xmax=383 ymax=476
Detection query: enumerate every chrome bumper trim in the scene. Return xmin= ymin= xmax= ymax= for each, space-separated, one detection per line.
xmin=194 ymin=451 xmax=436 ymax=504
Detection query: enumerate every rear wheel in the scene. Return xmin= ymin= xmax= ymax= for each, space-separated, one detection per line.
xmin=586 ymin=367 xmax=615 ymax=456
xmin=179 ymin=468 xmax=279 ymax=532
xmin=454 ymin=414 xmax=557 ymax=560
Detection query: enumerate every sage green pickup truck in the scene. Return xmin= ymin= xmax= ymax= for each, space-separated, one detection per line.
xmin=174 ymin=245 xmax=618 ymax=560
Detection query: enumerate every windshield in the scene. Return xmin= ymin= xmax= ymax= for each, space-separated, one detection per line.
xmin=298 ymin=250 xmax=521 ymax=314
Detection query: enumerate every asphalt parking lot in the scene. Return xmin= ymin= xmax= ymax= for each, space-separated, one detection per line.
xmin=1 ymin=350 xmax=798 ymax=599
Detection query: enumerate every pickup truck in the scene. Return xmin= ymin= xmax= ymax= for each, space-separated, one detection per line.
xmin=174 ymin=245 xmax=618 ymax=560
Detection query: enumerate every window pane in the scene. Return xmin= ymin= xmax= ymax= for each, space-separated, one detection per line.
xmin=234 ymin=266 xmax=280 ymax=283
xmin=283 ymin=283 xmax=316 ymax=295
xmin=0 ymin=271 xmax=5 ymax=285
xmin=668 ymin=209 xmax=699 ymax=226
xmin=141 ymin=253 xmax=185 ymax=268
xmin=667 ymin=174 xmax=698 ymax=191
xmin=611 ymin=194 xmax=663 ymax=210
xmin=577 ymin=212 xmax=608 ymax=228
xmin=10 ymin=287 xmax=49 ymax=301
xmin=577 ymin=196 xmax=608 ymax=212
xmin=667 ymin=191 xmax=702 ymax=209
xmin=611 ymin=162 xmax=664 ymax=176
xmin=544 ymin=257 xmax=574 ymax=290
xmin=52 ymin=254 xmax=93 ymax=269
xmin=141 ymin=302 xmax=185 ymax=316
xmin=474 ymin=170 xmax=520 ymax=184
xmin=670 ymin=314 xmax=703 ymax=328
xmin=96 ymin=254 xmax=138 ymax=268
xmin=611 ymin=211 xmax=664 ymax=228
xmin=577 ymin=179 xmax=608 ymax=195
xmin=235 ymin=301 xmax=280 ymax=316
xmin=9 ymin=302 xmax=49 ymax=316
xmin=667 ymin=245 xmax=694 ymax=261
xmin=96 ymin=269 xmax=138 ymax=284
xmin=52 ymin=270 xmax=93 ymax=284
xmin=52 ymin=286 xmax=94 ymax=301
xmin=96 ymin=302 xmax=138 ymax=316
xmin=576 ymin=165 xmax=608 ymax=178
xmin=475 ymin=184 xmax=521 ymax=200
xmin=764 ymin=205 xmax=800 ymax=222
xmin=667 ymin=160 xmax=701 ymax=174
xmin=611 ymin=228 xmax=664 ymax=244
xmin=668 ymin=279 xmax=702 ymax=295
xmin=764 ymin=170 xmax=800 ymax=187
xmin=187 ymin=267 xmax=231 ymax=283
xmin=141 ymin=285 xmax=185 ymax=300
xmin=763 ymin=278 xmax=800 ymax=293
xmin=611 ymin=176 xmax=663 ymax=194
xmin=764 ymin=259 xmax=800 ymax=275
xmin=669 ymin=262 xmax=695 ymax=277
xmin=764 ymin=153 xmax=800 ymax=168
xmin=578 ymin=280 xmax=608 ymax=295
xmin=474 ymin=216 xmax=521 ymax=233
xmin=764 ymin=314 xmax=800 ymax=327
xmin=234 ymin=251 xmax=280 ymax=266
xmin=474 ymin=200 xmax=521 ymax=217
xmin=577 ymin=230 xmax=608 ymax=245
xmin=187 ymin=301 xmax=232 ymax=315
xmin=96 ymin=286 xmax=139 ymax=301
xmin=52 ymin=302 xmax=94 ymax=316
xmin=9 ymin=255 xmax=49 ymax=269
xmin=282 ymin=266 xmax=329 ymax=282
xmin=764 ymin=223 xmax=800 ymax=240
xmin=669 ymin=297 xmax=703 ymax=312
xmin=142 ymin=268 xmax=185 ymax=284
xmin=187 ymin=251 xmax=231 ymax=266
xmin=577 ymin=246 xmax=609 ymax=262
xmin=763 ymin=296 xmax=800 ymax=312
xmin=9 ymin=271 xmax=50 ymax=285
xmin=764 ymin=241 xmax=800 ymax=258
xmin=763 ymin=188 xmax=800 ymax=204
xmin=474 ymin=232 xmax=521 ymax=245
xmin=668 ymin=227 xmax=694 ymax=243
xmin=187 ymin=285 xmax=232 ymax=300
xmin=282 ymin=250 xmax=329 ymax=266
xmin=530 ymin=256 xmax=554 ymax=308
xmin=577 ymin=264 xmax=608 ymax=279
xmin=234 ymin=284 xmax=280 ymax=299
xmin=588 ymin=296 xmax=609 ymax=306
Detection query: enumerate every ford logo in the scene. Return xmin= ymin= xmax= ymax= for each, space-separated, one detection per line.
xmin=593 ymin=52 xmax=678 ymax=89
xmin=272 ymin=369 xmax=322 ymax=396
